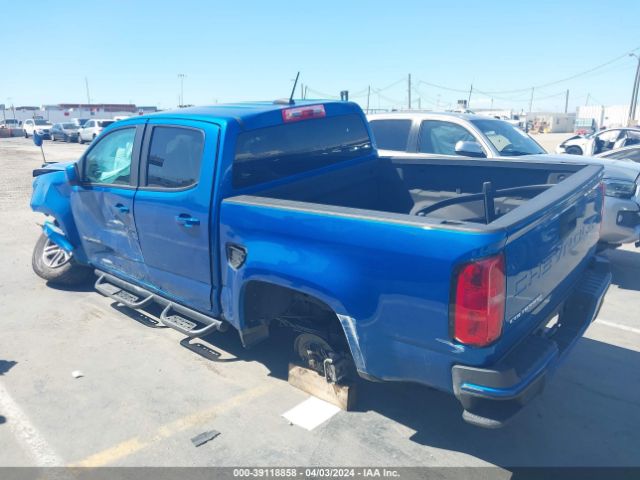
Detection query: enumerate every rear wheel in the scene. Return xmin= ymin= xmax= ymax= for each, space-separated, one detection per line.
xmin=32 ymin=233 xmax=92 ymax=285
xmin=565 ymin=146 xmax=583 ymax=155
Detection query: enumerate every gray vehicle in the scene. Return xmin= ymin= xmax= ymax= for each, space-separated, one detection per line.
xmin=596 ymin=144 xmax=640 ymax=163
xmin=368 ymin=112 xmax=640 ymax=248
xmin=556 ymin=127 xmax=640 ymax=156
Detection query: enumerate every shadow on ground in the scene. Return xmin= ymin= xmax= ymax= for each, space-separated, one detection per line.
xmin=607 ymin=248 xmax=640 ymax=291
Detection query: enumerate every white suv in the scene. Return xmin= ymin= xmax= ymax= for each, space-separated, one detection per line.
xmin=78 ymin=119 xmax=115 ymax=144
xmin=22 ymin=119 xmax=53 ymax=138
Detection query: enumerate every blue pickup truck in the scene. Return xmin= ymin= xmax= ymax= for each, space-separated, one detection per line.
xmin=30 ymin=100 xmax=610 ymax=427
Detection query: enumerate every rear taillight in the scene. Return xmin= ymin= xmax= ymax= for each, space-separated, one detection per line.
xmin=451 ymin=253 xmax=505 ymax=347
xmin=282 ymin=104 xmax=326 ymax=123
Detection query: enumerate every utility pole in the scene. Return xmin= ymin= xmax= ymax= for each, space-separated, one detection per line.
xmin=418 ymin=98 xmax=421 ymax=110
xmin=628 ymin=53 xmax=640 ymax=126
xmin=585 ymin=93 xmax=590 ymax=106
xmin=564 ymin=89 xmax=569 ymax=114
xmin=366 ymin=85 xmax=371 ymax=114
xmin=178 ymin=73 xmax=186 ymax=107
xmin=490 ymin=97 xmax=494 ymax=110
xmin=528 ymin=87 xmax=535 ymax=113
xmin=408 ymin=74 xmax=412 ymax=110
xmin=467 ymin=84 xmax=473 ymax=109
xmin=84 ymin=77 xmax=91 ymax=105
xmin=300 ymin=82 xmax=304 ymax=100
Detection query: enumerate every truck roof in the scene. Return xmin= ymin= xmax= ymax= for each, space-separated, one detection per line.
xmin=138 ymin=100 xmax=360 ymax=127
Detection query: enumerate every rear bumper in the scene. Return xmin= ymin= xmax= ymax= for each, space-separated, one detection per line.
xmin=452 ymin=256 xmax=611 ymax=428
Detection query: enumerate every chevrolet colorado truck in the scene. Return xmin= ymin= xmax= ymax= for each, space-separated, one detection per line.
xmin=30 ymin=100 xmax=610 ymax=427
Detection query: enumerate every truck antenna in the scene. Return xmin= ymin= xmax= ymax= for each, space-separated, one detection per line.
xmin=289 ymin=72 xmax=300 ymax=105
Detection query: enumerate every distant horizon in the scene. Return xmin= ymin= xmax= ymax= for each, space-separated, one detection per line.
xmin=3 ymin=0 xmax=640 ymax=113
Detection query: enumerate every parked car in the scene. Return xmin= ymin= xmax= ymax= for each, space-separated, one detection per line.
xmin=555 ymin=127 xmax=640 ymax=156
xmin=22 ymin=118 xmax=53 ymax=138
xmin=30 ymin=101 xmax=610 ymax=428
xmin=71 ymin=118 xmax=90 ymax=128
xmin=0 ymin=119 xmax=20 ymax=129
xmin=597 ymin=145 xmax=640 ymax=163
xmin=367 ymin=112 xmax=640 ymax=248
xmin=50 ymin=123 xmax=80 ymax=142
xmin=77 ymin=119 xmax=115 ymax=144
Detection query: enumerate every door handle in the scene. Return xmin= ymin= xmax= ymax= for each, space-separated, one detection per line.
xmin=175 ymin=213 xmax=200 ymax=228
xmin=114 ymin=203 xmax=129 ymax=214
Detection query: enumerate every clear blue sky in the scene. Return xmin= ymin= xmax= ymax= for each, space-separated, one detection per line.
xmin=3 ymin=0 xmax=640 ymax=112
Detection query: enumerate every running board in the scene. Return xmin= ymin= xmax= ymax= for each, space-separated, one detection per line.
xmin=160 ymin=303 xmax=222 ymax=337
xmin=95 ymin=274 xmax=154 ymax=309
xmin=94 ymin=270 xmax=224 ymax=338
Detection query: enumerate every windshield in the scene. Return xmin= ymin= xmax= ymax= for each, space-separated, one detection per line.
xmin=62 ymin=123 xmax=77 ymax=129
xmin=470 ymin=119 xmax=545 ymax=156
xmin=34 ymin=119 xmax=50 ymax=126
xmin=98 ymin=121 xmax=114 ymax=127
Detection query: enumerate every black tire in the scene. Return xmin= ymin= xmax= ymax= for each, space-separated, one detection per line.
xmin=51 ymin=134 xmax=56 ymax=142
xmin=32 ymin=233 xmax=92 ymax=285
xmin=78 ymin=136 xmax=84 ymax=144
xmin=24 ymin=130 xmax=28 ymax=138
xmin=565 ymin=146 xmax=583 ymax=155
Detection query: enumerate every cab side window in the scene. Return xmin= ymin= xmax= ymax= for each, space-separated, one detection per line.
xmin=369 ymin=119 xmax=412 ymax=151
xmin=145 ymin=126 xmax=204 ymax=189
xmin=84 ymin=128 xmax=136 ymax=185
xmin=418 ymin=120 xmax=476 ymax=155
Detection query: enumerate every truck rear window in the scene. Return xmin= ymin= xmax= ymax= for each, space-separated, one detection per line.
xmin=233 ymin=113 xmax=372 ymax=188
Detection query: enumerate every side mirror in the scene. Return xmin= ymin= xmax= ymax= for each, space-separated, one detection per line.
xmin=65 ymin=163 xmax=80 ymax=184
xmin=454 ymin=140 xmax=486 ymax=158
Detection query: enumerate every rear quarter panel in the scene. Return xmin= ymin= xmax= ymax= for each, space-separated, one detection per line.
xmin=219 ymin=199 xmax=506 ymax=392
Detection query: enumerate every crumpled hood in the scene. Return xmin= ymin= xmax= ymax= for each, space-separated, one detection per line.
xmin=526 ymin=153 xmax=640 ymax=182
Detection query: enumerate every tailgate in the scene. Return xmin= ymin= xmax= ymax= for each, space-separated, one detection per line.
xmin=497 ymin=165 xmax=603 ymax=350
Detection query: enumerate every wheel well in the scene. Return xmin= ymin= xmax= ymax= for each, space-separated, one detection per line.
xmin=242 ymin=281 xmax=348 ymax=350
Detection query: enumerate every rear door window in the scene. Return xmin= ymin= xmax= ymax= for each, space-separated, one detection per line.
xmin=369 ymin=119 xmax=412 ymax=151
xmin=145 ymin=126 xmax=204 ymax=189
xmin=233 ymin=113 xmax=371 ymax=188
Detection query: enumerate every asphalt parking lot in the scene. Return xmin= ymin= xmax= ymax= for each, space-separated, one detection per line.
xmin=0 ymin=136 xmax=639 ymax=470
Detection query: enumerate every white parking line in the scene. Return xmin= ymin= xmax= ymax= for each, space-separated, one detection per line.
xmin=0 ymin=380 xmax=63 ymax=466
xmin=596 ymin=319 xmax=640 ymax=335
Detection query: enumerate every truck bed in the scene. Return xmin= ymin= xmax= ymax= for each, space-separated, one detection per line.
xmin=247 ymin=156 xmax=595 ymax=227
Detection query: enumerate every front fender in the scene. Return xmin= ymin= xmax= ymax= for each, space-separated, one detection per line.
xmin=31 ymin=170 xmax=87 ymax=264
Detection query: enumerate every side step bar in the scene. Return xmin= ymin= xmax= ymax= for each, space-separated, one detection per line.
xmin=94 ymin=270 xmax=224 ymax=338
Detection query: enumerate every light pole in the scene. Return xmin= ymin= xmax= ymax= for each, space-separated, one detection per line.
xmin=628 ymin=54 xmax=640 ymax=126
xmin=178 ymin=74 xmax=186 ymax=107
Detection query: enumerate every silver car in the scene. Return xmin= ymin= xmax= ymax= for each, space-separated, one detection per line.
xmin=555 ymin=127 xmax=640 ymax=156
xmin=367 ymin=112 xmax=640 ymax=248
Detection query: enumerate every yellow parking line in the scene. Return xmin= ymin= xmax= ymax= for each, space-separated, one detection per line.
xmin=70 ymin=383 xmax=274 ymax=467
